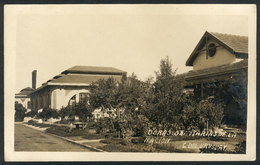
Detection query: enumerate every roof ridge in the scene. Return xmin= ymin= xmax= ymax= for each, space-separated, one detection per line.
xmin=209 ymin=31 xmax=248 ymax=38
xmin=70 ymin=65 xmax=118 ymax=68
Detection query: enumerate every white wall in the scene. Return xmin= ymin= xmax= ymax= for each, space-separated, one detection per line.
xmin=51 ymin=88 xmax=89 ymax=110
xmin=193 ymin=40 xmax=236 ymax=71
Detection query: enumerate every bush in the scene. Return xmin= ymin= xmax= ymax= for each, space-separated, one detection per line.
xmin=182 ymin=97 xmax=224 ymax=131
xmin=94 ymin=117 xmax=115 ymax=134
xmin=15 ymin=102 xmax=27 ymax=122
xmin=26 ymin=110 xmax=38 ymax=118
xmin=37 ymin=108 xmax=59 ymax=121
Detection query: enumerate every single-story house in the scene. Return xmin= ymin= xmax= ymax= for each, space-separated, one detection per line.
xmin=177 ymin=31 xmax=248 ymax=126
xmin=29 ymin=66 xmax=127 ymax=112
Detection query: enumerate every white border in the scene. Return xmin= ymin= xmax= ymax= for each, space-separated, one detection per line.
xmin=4 ymin=4 xmax=257 ymax=161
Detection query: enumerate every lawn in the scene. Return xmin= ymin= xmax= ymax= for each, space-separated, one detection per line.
xmin=26 ymin=121 xmax=246 ymax=153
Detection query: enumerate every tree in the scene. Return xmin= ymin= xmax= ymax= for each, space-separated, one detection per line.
xmin=89 ymin=77 xmax=119 ymax=111
xmin=15 ymin=102 xmax=27 ymax=122
xmin=73 ymin=100 xmax=93 ymax=122
xmin=182 ymin=97 xmax=224 ymax=131
xmin=204 ymin=70 xmax=248 ymax=127
xmin=146 ymin=56 xmax=186 ymax=129
xmin=89 ymin=77 xmax=121 ymax=136
xmin=89 ymin=75 xmax=152 ymax=139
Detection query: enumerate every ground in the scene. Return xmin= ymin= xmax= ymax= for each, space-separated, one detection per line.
xmin=15 ymin=121 xmax=246 ymax=153
xmin=15 ymin=124 xmax=92 ymax=151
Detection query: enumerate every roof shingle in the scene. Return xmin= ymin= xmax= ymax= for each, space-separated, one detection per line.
xmin=210 ymin=32 xmax=248 ymax=53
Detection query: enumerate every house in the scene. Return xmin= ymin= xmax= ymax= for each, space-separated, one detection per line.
xmin=15 ymin=70 xmax=37 ymax=112
xmin=177 ymin=31 xmax=248 ymax=126
xmin=29 ymin=66 xmax=127 ymax=112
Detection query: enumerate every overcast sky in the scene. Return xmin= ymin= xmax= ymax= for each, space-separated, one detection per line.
xmin=6 ymin=5 xmax=251 ymax=93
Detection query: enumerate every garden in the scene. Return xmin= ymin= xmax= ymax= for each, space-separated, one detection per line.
xmin=15 ymin=56 xmax=247 ymax=153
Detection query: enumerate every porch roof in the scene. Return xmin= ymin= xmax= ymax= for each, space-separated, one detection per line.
xmin=176 ymin=60 xmax=248 ymax=86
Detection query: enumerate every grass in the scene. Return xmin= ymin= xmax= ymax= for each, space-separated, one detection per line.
xmin=45 ymin=125 xmax=107 ymax=140
xmin=99 ymin=143 xmax=158 ymax=152
xmin=27 ymin=120 xmax=246 ymax=153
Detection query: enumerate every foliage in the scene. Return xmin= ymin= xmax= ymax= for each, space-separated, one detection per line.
xmin=37 ymin=108 xmax=59 ymax=121
xmin=25 ymin=110 xmax=38 ymax=118
xmin=89 ymin=74 xmax=153 ymax=139
xmin=204 ymin=70 xmax=247 ymax=127
xmin=95 ymin=117 xmax=115 ymax=134
xmin=15 ymin=102 xmax=27 ymax=122
xmin=59 ymin=106 xmax=72 ymax=121
xmin=182 ymin=97 xmax=224 ymax=131
xmin=59 ymin=101 xmax=94 ymax=122
xmin=143 ymin=56 xmax=186 ymax=130
xmin=73 ymin=101 xmax=93 ymax=122
xmin=89 ymin=77 xmax=119 ymax=111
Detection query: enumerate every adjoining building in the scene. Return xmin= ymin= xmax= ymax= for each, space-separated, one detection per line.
xmin=29 ymin=66 xmax=127 ymax=112
xmin=15 ymin=70 xmax=37 ymax=112
xmin=177 ymin=31 xmax=248 ymax=126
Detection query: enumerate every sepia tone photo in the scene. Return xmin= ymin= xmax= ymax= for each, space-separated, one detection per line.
xmin=4 ymin=4 xmax=256 ymax=161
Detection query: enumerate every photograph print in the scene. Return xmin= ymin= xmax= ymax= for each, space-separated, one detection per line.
xmin=4 ymin=4 xmax=256 ymax=161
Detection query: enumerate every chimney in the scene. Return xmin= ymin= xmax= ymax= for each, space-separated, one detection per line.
xmin=32 ymin=70 xmax=37 ymax=89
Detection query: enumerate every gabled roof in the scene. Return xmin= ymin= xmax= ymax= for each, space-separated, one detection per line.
xmin=62 ymin=65 xmax=127 ymax=75
xmin=186 ymin=31 xmax=248 ymax=66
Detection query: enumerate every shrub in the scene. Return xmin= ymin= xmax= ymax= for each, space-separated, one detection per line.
xmin=182 ymin=97 xmax=224 ymax=131
xmin=94 ymin=117 xmax=115 ymax=134
xmin=37 ymin=108 xmax=59 ymax=121
xmin=25 ymin=110 xmax=38 ymax=118
xmin=15 ymin=102 xmax=27 ymax=122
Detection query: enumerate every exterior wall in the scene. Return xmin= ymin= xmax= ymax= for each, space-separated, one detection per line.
xmin=30 ymin=88 xmax=51 ymax=111
xmin=193 ymin=40 xmax=236 ymax=71
xmin=51 ymin=87 xmax=89 ymax=110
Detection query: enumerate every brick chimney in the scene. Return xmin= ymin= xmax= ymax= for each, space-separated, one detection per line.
xmin=32 ymin=70 xmax=37 ymax=89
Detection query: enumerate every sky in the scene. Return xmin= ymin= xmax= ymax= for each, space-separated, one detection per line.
xmin=7 ymin=5 xmax=251 ymax=93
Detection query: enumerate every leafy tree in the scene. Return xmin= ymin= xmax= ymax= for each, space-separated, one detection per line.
xmin=73 ymin=100 xmax=93 ymax=122
xmin=182 ymin=97 xmax=224 ymax=131
xmin=15 ymin=102 xmax=27 ymax=122
xmin=89 ymin=77 xmax=119 ymax=111
xmin=146 ymin=56 xmax=186 ymax=129
xmin=59 ymin=100 xmax=94 ymax=123
xmin=89 ymin=75 xmax=152 ymax=139
xmin=89 ymin=77 xmax=121 ymax=137
xmin=204 ymin=70 xmax=247 ymax=127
